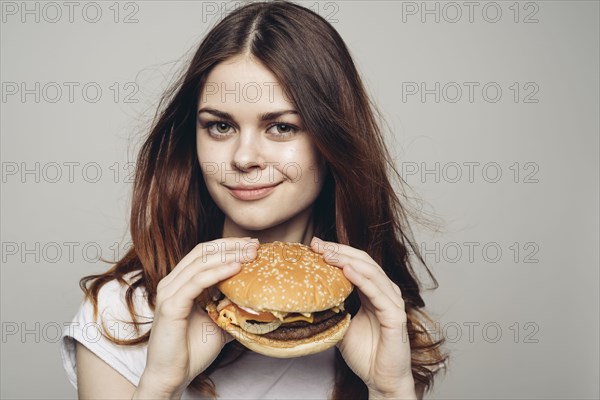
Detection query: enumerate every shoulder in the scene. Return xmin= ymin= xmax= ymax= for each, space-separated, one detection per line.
xmin=96 ymin=271 xmax=149 ymax=310
xmin=103 ymin=271 xmax=153 ymax=333
xmin=77 ymin=271 xmax=153 ymax=341
xmin=60 ymin=271 xmax=153 ymax=389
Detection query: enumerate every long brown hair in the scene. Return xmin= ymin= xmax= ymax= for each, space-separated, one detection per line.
xmin=80 ymin=1 xmax=448 ymax=398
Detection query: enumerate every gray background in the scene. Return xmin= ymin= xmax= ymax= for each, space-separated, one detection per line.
xmin=1 ymin=1 xmax=598 ymax=398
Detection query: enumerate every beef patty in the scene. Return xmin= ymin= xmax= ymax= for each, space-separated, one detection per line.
xmin=258 ymin=310 xmax=347 ymax=341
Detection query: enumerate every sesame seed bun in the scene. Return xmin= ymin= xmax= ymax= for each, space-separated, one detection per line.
xmin=218 ymin=241 xmax=353 ymax=313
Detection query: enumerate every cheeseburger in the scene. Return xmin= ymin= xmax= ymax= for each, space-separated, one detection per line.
xmin=205 ymin=241 xmax=354 ymax=358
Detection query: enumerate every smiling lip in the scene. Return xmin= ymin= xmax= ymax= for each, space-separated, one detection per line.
xmin=225 ymin=183 xmax=281 ymax=201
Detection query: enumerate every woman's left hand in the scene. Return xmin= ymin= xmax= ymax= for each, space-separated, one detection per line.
xmin=311 ymin=237 xmax=417 ymax=400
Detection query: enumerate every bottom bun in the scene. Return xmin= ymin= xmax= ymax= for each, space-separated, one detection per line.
xmin=206 ymin=303 xmax=351 ymax=358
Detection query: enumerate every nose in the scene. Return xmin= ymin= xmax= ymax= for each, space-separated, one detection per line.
xmin=231 ymin=130 xmax=267 ymax=173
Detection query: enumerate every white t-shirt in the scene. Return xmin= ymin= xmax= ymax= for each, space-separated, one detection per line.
xmin=59 ymin=272 xmax=336 ymax=399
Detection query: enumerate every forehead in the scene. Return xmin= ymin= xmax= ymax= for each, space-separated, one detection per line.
xmin=199 ymin=56 xmax=294 ymax=110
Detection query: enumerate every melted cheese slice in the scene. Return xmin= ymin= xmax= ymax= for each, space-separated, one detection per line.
xmin=217 ymin=298 xmax=345 ymax=327
xmin=283 ymin=314 xmax=314 ymax=324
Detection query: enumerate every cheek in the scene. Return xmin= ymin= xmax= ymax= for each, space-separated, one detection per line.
xmin=280 ymin=141 xmax=319 ymax=165
xmin=279 ymin=146 xmax=298 ymax=162
xmin=196 ymin=140 xmax=221 ymax=179
xmin=284 ymin=144 xmax=325 ymax=190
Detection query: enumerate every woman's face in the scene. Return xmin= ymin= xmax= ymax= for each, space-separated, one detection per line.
xmin=196 ymin=55 xmax=326 ymax=233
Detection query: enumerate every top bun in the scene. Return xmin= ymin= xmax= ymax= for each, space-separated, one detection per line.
xmin=218 ymin=241 xmax=353 ymax=313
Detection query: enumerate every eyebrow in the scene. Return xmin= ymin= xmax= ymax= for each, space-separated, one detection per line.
xmin=198 ymin=107 xmax=298 ymax=122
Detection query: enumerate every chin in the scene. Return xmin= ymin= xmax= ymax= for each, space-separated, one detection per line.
xmin=226 ymin=214 xmax=286 ymax=232
xmin=225 ymin=204 xmax=313 ymax=232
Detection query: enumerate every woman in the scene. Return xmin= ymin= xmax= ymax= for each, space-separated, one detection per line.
xmin=60 ymin=1 xmax=447 ymax=398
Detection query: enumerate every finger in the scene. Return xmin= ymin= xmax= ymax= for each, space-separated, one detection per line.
xmin=311 ymin=236 xmax=393 ymax=291
xmin=158 ymin=262 xmax=242 ymax=321
xmin=342 ymin=264 xmax=405 ymax=323
xmin=160 ymin=238 xmax=258 ymax=288
xmin=310 ymin=236 xmax=373 ymax=265
xmin=170 ymin=237 xmax=257 ymax=279
xmin=346 ymin=256 xmax=404 ymax=309
xmin=313 ymin=242 xmax=404 ymax=309
xmin=340 ymin=255 xmax=404 ymax=309
xmin=159 ymin=247 xmax=255 ymax=301
xmin=311 ymin=237 xmax=405 ymax=304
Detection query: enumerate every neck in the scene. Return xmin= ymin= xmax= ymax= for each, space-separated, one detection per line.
xmin=222 ymin=207 xmax=315 ymax=246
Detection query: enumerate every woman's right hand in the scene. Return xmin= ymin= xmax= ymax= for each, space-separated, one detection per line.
xmin=134 ymin=237 xmax=259 ymax=399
